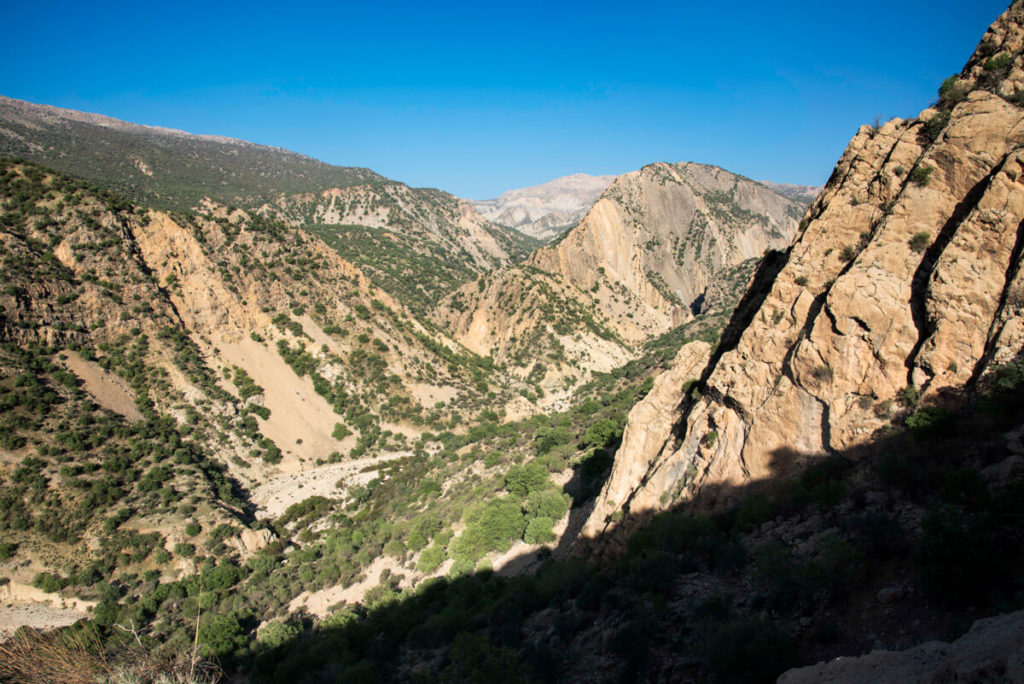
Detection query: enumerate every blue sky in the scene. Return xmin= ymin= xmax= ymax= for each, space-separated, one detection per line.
xmin=0 ymin=0 xmax=1011 ymax=198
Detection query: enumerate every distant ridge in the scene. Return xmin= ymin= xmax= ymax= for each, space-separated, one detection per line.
xmin=470 ymin=172 xmax=616 ymax=241
xmin=0 ymin=95 xmax=381 ymax=210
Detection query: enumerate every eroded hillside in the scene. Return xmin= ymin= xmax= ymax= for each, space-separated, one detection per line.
xmin=259 ymin=181 xmax=539 ymax=313
xmin=436 ymin=163 xmax=803 ymax=390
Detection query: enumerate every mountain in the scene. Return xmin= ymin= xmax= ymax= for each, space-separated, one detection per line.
xmin=0 ymin=96 xmax=380 ymax=211
xmin=436 ymin=162 xmax=804 ymax=392
xmin=258 ymin=182 xmax=539 ymax=315
xmin=0 ymin=96 xmax=539 ymax=315
xmin=4 ymin=3 xmax=1024 ymax=680
xmin=757 ymin=180 xmax=823 ymax=204
xmin=470 ymin=173 xmax=616 ymax=240
xmin=582 ymin=1 xmax=1024 ymax=546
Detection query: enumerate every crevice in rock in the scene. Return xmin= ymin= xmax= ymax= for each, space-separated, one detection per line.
xmin=905 ymin=159 xmax=1007 ymax=388
xmin=969 ymin=214 xmax=1024 ymax=386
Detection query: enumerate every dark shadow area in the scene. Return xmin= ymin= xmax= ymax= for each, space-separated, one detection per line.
xmin=222 ymin=357 xmax=1024 ymax=683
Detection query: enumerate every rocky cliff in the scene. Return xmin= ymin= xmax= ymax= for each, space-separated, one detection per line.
xmin=581 ymin=2 xmax=1024 ymax=546
xmin=436 ymin=163 xmax=803 ymax=386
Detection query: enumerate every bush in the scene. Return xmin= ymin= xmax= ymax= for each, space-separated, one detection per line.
xmin=524 ymin=489 xmax=569 ymax=522
xmin=909 ymin=231 xmax=931 ymax=252
xmin=523 ymin=517 xmax=556 ymax=544
xmin=915 ymin=504 xmax=1008 ymax=607
xmin=257 ymin=620 xmax=299 ymax=650
xmin=705 ymin=619 xmax=798 ymax=684
xmin=417 ymin=544 xmax=445 ymax=573
xmin=199 ymin=613 xmax=247 ymax=657
xmin=938 ymin=75 xmax=970 ymax=107
xmin=504 ymin=462 xmax=550 ymax=499
xmin=908 ymin=165 xmax=933 ymax=186
xmin=984 ymin=53 xmax=1014 ymax=74
xmin=923 ymin=111 xmax=950 ymax=142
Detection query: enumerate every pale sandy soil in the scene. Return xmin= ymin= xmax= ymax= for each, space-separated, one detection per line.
xmin=250 ymin=452 xmax=406 ymax=519
xmin=0 ymin=582 xmax=96 ymax=639
xmin=212 ymin=333 xmax=346 ymax=472
xmin=287 ymin=555 xmax=409 ymax=617
xmin=61 ymin=350 xmax=143 ymax=421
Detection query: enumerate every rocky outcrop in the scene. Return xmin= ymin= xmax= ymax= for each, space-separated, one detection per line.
xmin=580 ymin=2 xmax=1024 ymax=545
xmin=438 ymin=163 xmax=802 ymax=382
xmin=779 ymin=609 xmax=1024 ymax=683
xmin=529 ymin=162 xmax=802 ymax=344
xmin=586 ymin=342 xmax=711 ymax=532
xmin=471 ymin=173 xmax=616 ymax=241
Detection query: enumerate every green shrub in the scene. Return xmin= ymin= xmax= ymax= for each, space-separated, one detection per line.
xmin=199 ymin=612 xmax=247 ymax=657
xmin=524 ymin=489 xmax=569 ymax=521
xmin=417 ymin=544 xmax=445 ymax=573
xmin=523 ymin=517 xmax=556 ymax=544
xmin=705 ymin=619 xmax=798 ymax=684
xmin=938 ymin=75 xmax=970 ymax=107
xmin=984 ymin=53 xmax=1014 ymax=74
xmin=257 ymin=619 xmax=300 ymax=650
xmin=908 ymin=165 xmax=933 ymax=186
xmin=909 ymin=231 xmax=931 ymax=252
xmin=504 ymin=462 xmax=550 ymax=499
xmin=923 ymin=111 xmax=950 ymax=142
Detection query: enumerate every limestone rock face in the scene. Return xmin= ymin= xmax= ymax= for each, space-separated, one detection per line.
xmin=580 ymin=2 xmax=1024 ymax=546
xmin=583 ymin=341 xmax=711 ymax=546
xmin=437 ymin=163 xmax=803 ymax=388
xmin=470 ymin=173 xmax=617 ymax=241
xmin=778 ymin=609 xmax=1024 ymax=683
xmin=529 ymin=163 xmax=802 ymax=343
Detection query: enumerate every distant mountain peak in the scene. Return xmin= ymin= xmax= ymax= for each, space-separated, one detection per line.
xmin=470 ymin=172 xmax=617 ymax=241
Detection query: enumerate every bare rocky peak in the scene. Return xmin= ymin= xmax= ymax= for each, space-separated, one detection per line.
xmin=470 ymin=172 xmax=616 ymax=240
xmin=580 ymin=0 xmax=1024 ymax=549
xmin=529 ymin=161 xmax=804 ymax=342
xmin=436 ymin=161 xmax=804 ymax=395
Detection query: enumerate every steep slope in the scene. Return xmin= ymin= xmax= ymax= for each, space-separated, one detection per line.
xmin=470 ymin=172 xmax=616 ymax=240
xmin=0 ymin=95 xmax=380 ymax=211
xmin=259 ymin=182 xmax=539 ymax=313
xmin=437 ymin=163 xmax=803 ymax=387
xmin=0 ymin=161 xmax=538 ymax=602
xmin=582 ymin=2 xmax=1024 ymax=545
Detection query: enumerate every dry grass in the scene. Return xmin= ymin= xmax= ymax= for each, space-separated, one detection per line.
xmin=0 ymin=627 xmax=221 ymax=684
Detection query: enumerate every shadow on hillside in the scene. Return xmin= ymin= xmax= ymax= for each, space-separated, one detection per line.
xmin=236 ymin=364 xmax=1024 ymax=683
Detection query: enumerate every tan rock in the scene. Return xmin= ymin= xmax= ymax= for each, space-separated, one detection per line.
xmin=581 ymin=2 xmax=1024 ymax=552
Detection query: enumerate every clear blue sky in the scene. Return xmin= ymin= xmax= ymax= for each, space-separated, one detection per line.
xmin=0 ymin=0 xmax=1011 ymax=199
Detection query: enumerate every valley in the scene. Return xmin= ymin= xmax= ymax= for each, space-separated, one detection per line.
xmin=1 ymin=2 xmax=1024 ymax=682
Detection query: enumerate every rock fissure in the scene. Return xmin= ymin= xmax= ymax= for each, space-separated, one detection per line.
xmin=971 ymin=214 xmax=1024 ymax=385
xmin=905 ymin=158 xmax=1008 ymax=387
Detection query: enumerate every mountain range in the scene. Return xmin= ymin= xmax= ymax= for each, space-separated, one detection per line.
xmin=1 ymin=3 xmax=1023 ymax=682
